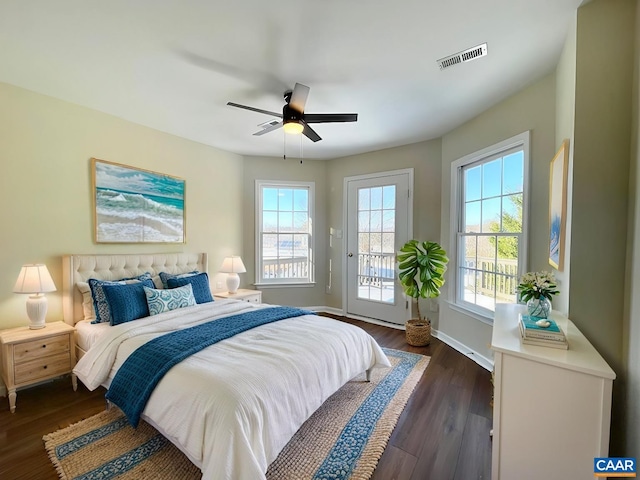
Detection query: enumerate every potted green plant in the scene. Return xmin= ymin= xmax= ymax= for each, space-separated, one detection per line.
xmin=397 ymin=240 xmax=449 ymax=346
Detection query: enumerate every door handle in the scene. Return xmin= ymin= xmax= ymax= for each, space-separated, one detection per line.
xmin=348 ymin=253 xmax=354 ymax=257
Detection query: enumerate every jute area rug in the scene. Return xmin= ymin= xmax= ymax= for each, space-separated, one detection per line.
xmin=43 ymin=348 xmax=429 ymax=480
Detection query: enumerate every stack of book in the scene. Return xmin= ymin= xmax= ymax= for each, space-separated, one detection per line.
xmin=519 ymin=314 xmax=569 ymax=349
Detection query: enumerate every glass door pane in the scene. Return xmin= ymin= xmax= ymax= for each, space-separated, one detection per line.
xmin=357 ymin=185 xmax=396 ymax=303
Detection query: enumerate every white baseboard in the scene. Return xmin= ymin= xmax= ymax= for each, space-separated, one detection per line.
xmin=308 ymin=306 xmax=343 ymax=316
xmin=310 ymin=306 xmax=493 ymax=371
xmin=307 ymin=306 xmax=404 ymax=330
xmin=431 ymin=329 xmax=493 ymax=371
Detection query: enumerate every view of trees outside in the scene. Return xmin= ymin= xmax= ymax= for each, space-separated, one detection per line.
xmin=488 ymin=194 xmax=522 ymax=259
xmin=461 ymin=150 xmax=524 ymax=310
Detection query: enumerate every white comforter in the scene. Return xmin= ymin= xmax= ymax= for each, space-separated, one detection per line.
xmin=74 ymin=299 xmax=390 ymax=479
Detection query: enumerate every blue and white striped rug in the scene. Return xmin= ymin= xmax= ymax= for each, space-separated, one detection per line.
xmin=44 ymin=348 xmax=429 ymax=480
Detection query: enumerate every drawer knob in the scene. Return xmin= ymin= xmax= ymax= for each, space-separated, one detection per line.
xmin=43 ymin=365 xmax=47 ymax=369
xmin=42 ymin=345 xmax=46 ymax=348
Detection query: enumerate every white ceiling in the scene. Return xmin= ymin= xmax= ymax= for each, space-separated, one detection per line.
xmin=0 ymin=0 xmax=583 ymax=159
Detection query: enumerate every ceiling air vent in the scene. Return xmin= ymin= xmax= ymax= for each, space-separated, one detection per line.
xmin=437 ymin=43 xmax=488 ymax=70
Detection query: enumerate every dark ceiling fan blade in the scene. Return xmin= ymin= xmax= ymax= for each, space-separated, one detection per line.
xmin=303 ymin=113 xmax=358 ymax=123
xmin=253 ymin=121 xmax=283 ymax=136
xmin=227 ymin=102 xmax=283 ymax=117
xmin=289 ymin=83 xmax=310 ymax=113
xmin=301 ymin=121 xmax=322 ymax=142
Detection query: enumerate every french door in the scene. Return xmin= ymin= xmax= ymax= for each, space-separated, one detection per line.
xmin=344 ymin=169 xmax=412 ymax=325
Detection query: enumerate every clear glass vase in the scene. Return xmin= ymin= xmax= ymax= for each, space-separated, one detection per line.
xmin=526 ymin=297 xmax=552 ymax=318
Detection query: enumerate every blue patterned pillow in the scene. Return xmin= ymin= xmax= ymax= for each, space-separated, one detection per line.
xmin=88 ymin=273 xmax=153 ymax=324
xmin=167 ymin=272 xmax=213 ymax=304
xmin=143 ymin=284 xmax=196 ymax=316
xmin=159 ymin=271 xmax=198 ymax=289
xmin=102 ymin=279 xmax=154 ymax=326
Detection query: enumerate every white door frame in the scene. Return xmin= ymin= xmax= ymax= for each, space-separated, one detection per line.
xmin=341 ymin=168 xmax=414 ymax=322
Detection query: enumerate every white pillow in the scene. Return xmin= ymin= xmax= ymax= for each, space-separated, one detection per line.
xmin=151 ymin=274 xmax=164 ymax=289
xmin=76 ymin=281 xmax=96 ymax=321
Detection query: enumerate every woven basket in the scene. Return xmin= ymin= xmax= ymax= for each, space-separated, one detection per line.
xmin=405 ymin=319 xmax=431 ymax=346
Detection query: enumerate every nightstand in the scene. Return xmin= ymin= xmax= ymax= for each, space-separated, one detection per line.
xmin=215 ymin=289 xmax=262 ymax=304
xmin=0 ymin=321 xmax=77 ymax=413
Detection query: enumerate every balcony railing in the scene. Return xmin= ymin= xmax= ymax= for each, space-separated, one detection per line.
xmin=464 ymin=257 xmax=518 ymax=301
xmin=358 ymin=253 xmax=395 ymax=287
xmin=262 ymin=256 xmax=309 ymax=279
xmin=262 ymin=253 xmax=518 ymax=302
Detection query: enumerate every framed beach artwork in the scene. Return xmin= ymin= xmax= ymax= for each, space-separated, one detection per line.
xmin=92 ymin=158 xmax=186 ymax=243
xmin=548 ymin=140 xmax=569 ymax=270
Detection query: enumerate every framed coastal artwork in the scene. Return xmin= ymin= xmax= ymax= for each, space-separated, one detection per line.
xmin=548 ymin=140 xmax=569 ymax=270
xmin=91 ymin=158 xmax=186 ymax=243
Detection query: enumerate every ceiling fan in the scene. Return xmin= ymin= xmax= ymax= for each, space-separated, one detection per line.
xmin=227 ymin=83 xmax=358 ymax=142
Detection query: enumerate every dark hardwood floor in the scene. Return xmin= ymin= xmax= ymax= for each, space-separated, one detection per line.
xmin=337 ymin=316 xmax=493 ymax=480
xmin=0 ymin=315 xmax=492 ymax=480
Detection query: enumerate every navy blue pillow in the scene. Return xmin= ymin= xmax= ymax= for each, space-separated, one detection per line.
xmin=159 ymin=270 xmax=198 ymax=289
xmin=102 ymin=279 xmax=154 ymax=326
xmin=89 ymin=273 xmax=153 ymax=324
xmin=167 ymin=272 xmax=214 ymax=304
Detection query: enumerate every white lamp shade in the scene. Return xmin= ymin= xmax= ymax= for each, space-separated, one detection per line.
xmin=13 ymin=264 xmax=56 ymax=294
xmin=14 ymin=264 xmax=56 ymax=329
xmin=220 ymin=256 xmax=245 ymax=294
xmin=219 ymin=256 xmax=246 ymax=274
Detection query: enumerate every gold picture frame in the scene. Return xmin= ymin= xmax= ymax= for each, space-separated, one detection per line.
xmin=549 ymin=140 xmax=569 ymax=270
xmin=91 ymin=158 xmax=186 ymax=244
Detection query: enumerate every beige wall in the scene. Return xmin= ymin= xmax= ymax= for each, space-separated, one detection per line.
xmin=241 ymin=156 xmax=328 ymax=307
xmin=553 ymin=0 xmax=636 ymax=455
xmin=569 ymin=0 xmax=634 ymax=379
xmin=0 ymin=82 xmax=244 ymax=330
xmin=439 ymin=74 xmax=557 ymax=360
xmin=324 ymin=140 xmax=442 ymax=313
xmin=625 ymin=0 xmax=640 ymax=458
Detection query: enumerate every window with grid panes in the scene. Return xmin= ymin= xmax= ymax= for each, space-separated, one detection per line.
xmin=256 ymin=181 xmax=314 ymax=284
xmin=452 ymin=133 xmax=529 ymax=318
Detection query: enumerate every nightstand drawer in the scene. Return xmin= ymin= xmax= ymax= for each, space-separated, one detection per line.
xmin=14 ymin=351 xmax=72 ymax=384
xmin=14 ymin=335 xmax=70 ymax=364
xmin=214 ymin=289 xmax=262 ymax=303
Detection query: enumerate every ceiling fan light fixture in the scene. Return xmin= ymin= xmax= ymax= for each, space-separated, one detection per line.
xmin=283 ymin=121 xmax=304 ymax=135
xmin=229 ymin=83 xmax=355 ymax=142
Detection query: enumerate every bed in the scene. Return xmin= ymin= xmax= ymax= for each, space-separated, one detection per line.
xmin=63 ymin=253 xmax=390 ymax=480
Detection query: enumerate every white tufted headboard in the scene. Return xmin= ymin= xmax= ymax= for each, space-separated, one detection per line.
xmin=62 ymin=253 xmax=208 ymax=325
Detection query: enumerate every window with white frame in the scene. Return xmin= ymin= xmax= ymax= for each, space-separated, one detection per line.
xmin=451 ymin=132 xmax=529 ymax=318
xmin=256 ymin=180 xmax=314 ymax=285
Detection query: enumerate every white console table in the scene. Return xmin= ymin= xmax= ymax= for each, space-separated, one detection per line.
xmin=491 ymin=304 xmax=615 ymax=480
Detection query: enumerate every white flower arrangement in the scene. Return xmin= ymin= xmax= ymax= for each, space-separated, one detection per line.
xmin=516 ymin=271 xmax=559 ymax=302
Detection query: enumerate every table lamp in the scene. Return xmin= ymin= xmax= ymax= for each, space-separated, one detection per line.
xmin=13 ymin=264 xmax=57 ymax=329
xmin=219 ymin=256 xmax=246 ymax=294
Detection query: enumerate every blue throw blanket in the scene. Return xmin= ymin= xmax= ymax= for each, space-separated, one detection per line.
xmin=106 ymin=306 xmax=314 ymax=426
